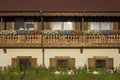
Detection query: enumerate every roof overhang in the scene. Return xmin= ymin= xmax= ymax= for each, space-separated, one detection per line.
xmin=0 ymin=11 xmax=120 ymax=17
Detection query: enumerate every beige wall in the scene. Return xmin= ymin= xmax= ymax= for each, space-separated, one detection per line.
xmin=0 ymin=49 xmax=42 ymax=66
xmin=0 ymin=48 xmax=120 ymax=68
xmin=45 ymin=49 xmax=120 ymax=68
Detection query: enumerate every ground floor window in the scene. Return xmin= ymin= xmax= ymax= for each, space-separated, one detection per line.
xmin=57 ymin=59 xmax=68 ymax=68
xmin=50 ymin=56 xmax=75 ymax=68
xmin=88 ymin=56 xmax=113 ymax=69
xmin=19 ymin=58 xmax=30 ymax=71
xmin=11 ymin=56 xmax=37 ymax=70
xmin=95 ymin=59 xmax=106 ymax=68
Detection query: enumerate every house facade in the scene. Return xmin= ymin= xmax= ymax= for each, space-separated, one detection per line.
xmin=0 ymin=0 xmax=120 ymax=69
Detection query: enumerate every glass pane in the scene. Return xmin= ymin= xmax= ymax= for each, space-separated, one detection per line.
xmin=96 ymin=59 xmax=106 ymax=68
xmin=26 ymin=22 xmax=34 ymax=30
xmin=91 ymin=22 xmax=99 ymax=30
xmin=19 ymin=59 xmax=30 ymax=71
xmin=63 ymin=22 xmax=72 ymax=30
xmin=52 ymin=22 xmax=62 ymax=30
xmin=101 ymin=22 xmax=110 ymax=30
xmin=57 ymin=59 xmax=68 ymax=68
xmin=14 ymin=19 xmax=24 ymax=30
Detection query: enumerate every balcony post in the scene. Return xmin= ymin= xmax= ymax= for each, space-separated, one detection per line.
xmin=82 ymin=17 xmax=84 ymax=31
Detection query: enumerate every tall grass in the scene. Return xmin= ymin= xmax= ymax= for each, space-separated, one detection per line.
xmin=0 ymin=66 xmax=120 ymax=80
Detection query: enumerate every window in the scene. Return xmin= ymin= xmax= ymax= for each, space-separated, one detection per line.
xmin=14 ymin=19 xmax=24 ymax=30
xmin=14 ymin=19 xmax=35 ymax=30
xmin=50 ymin=56 xmax=75 ymax=68
xmin=19 ymin=58 xmax=30 ymax=71
xmin=91 ymin=22 xmax=110 ymax=30
xmin=96 ymin=59 xmax=106 ymax=68
xmin=25 ymin=19 xmax=34 ymax=30
xmin=52 ymin=22 xmax=73 ymax=30
xmin=88 ymin=56 xmax=113 ymax=69
xmin=91 ymin=22 xmax=99 ymax=30
xmin=101 ymin=22 xmax=110 ymax=30
xmin=57 ymin=59 xmax=68 ymax=68
xmin=52 ymin=22 xmax=62 ymax=30
xmin=11 ymin=56 xmax=37 ymax=68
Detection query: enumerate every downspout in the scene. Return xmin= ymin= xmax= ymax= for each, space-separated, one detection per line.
xmin=40 ymin=11 xmax=45 ymax=66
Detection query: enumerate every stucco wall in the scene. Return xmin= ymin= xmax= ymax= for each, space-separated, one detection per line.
xmin=0 ymin=49 xmax=42 ymax=66
xmin=0 ymin=48 xmax=120 ymax=68
xmin=45 ymin=49 xmax=120 ymax=68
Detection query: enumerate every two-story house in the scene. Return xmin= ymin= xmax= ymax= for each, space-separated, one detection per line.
xmin=0 ymin=0 xmax=120 ymax=69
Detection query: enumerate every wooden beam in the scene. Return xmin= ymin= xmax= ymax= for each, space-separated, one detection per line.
xmin=82 ymin=17 xmax=84 ymax=31
xmin=3 ymin=48 xmax=7 ymax=53
xmin=80 ymin=48 xmax=83 ymax=53
xmin=118 ymin=48 xmax=120 ymax=54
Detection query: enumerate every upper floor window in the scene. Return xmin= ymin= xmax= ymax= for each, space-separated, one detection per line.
xmin=25 ymin=19 xmax=34 ymax=30
xmin=52 ymin=22 xmax=73 ymax=30
xmin=91 ymin=22 xmax=110 ymax=30
xmin=15 ymin=19 xmax=35 ymax=30
xmin=15 ymin=19 xmax=24 ymax=30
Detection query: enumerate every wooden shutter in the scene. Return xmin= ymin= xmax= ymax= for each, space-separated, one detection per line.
xmin=50 ymin=58 xmax=56 ymax=68
xmin=11 ymin=58 xmax=18 ymax=68
xmin=113 ymin=22 xmax=118 ymax=30
xmin=31 ymin=58 xmax=37 ymax=67
xmin=106 ymin=58 xmax=113 ymax=69
xmin=37 ymin=22 xmax=42 ymax=30
xmin=118 ymin=22 xmax=120 ymax=30
xmin=74 ymin=22 xmax=81 ymax=30
xmin=83 ymin=22 xmax=89 ymax=30
xmin=6 ymin=22 xmax=12 ymax=30
xmin=68 ymin=58 xmax=75 ymax=68
xmin=88 ymin=58 xmax=95 ymax=68
xmin=44 ymin=22 xmax=51 ymax=30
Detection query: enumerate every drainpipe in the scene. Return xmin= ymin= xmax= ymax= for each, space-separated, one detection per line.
xmin=40 ymin=11 xmax=45 ymax=66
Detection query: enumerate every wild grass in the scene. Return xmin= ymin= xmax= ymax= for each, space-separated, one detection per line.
xmin=0 ymin=66 xmax=120 ymax=80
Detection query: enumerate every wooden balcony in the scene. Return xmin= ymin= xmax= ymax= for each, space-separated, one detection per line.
xmin=0 ymin=34 xmax=120 ymax=48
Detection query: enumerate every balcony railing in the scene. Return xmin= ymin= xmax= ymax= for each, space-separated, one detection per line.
xmin=0 ymin=34 xmax=120 ymax=48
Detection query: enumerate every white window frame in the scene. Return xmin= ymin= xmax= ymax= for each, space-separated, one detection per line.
xmin=52 ymin=22 xmax=73 ymax=30
xmin=90 ymin=22 xmax=110 ymax=30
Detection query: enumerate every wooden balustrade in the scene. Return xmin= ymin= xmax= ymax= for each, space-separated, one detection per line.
xmin=0 ymin=34 xmax=120 ymax=47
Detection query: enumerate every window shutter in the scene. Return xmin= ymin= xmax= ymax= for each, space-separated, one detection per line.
xmin=106 ymin=58 xmax=113 ymax=69
xmin=75 ymin=22 xmax=81 ymax=30
xmin=44 ymin=22 xmax=51 ymax=30
xmin=113 ymin=22 xmax=118 ymax=30
xmin=118 ymin=22 xmax=120 ymax=30
xmin=31 ymin=58 xmax=37 ymax=67
xmin=68 ymin=58 xmax=75 ymax=68
xmin=88 ymin=58 xmax=95 ymax=68
xmin=6 ymin=22 xmax=12 ymax=30
xmin=50 ymin=58 xmax=56 ymax=68
xmin=83 ymin=22 xmax=89 ymax=30
xmin=11 ymin=58 xmax=18 ymax=68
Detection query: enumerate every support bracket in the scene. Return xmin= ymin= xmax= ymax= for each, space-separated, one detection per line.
xmin=80 ymin=48 xmax=83 ymax=53
xmin=3 ymin=48 xmax=7 ymax=53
